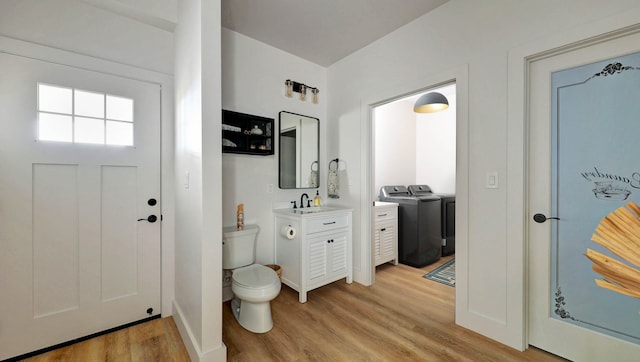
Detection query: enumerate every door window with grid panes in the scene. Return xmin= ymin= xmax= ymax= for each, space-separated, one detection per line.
xmin=38 ymin=83 xmax=134 ymax=146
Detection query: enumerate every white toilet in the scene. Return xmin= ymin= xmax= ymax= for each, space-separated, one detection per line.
xmin=222 ymin=224 xmax=281 ymax=333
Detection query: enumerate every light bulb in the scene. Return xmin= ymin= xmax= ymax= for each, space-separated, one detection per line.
xmin=312 ymin=88 xmax=319 ymax=104
xmin=299 ymin=84 xmax=307 ymax=101
xmin=285 ymin=80 xmax=293 ymax=98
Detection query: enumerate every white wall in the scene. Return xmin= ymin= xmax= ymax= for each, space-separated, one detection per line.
xmin=221 ymin=29 xmax=327 ymax=264
xmin=326 ymin=0 xmax=640 ymax=350
xmin=0 ymin=0 xmax=175 ymax=75
xmin=415 ymin=85 xmax=456 ymax=194
xmin=82 ymin=0 xmax=177 ymax=30
xmin=173 ymin=0 xmax=225 ymax=361
xmin=374 ymin=100 xmax=416 ymax=197
xmin=374 ymin=85 xmax=456 ymax=197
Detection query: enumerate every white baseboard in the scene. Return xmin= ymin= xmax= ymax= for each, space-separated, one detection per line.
xmin=173 ymin=300 xmax=227 ymax=362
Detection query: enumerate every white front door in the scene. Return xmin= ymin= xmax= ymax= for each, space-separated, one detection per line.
xmin=0 ymin=52 xmax=161 ymax=360
xmin=528 ymin=30 xmax=640 ymax=360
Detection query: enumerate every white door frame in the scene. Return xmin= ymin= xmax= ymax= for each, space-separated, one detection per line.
xmin=507 ymin=8 xmax=640 ymax=350
xmin=0 ymin=35 xmax=176 ymax=318
xmin=358 ymin=63 xmax=470 ymax=323
xmin=367 ymin=81 xmax=457 ymax=283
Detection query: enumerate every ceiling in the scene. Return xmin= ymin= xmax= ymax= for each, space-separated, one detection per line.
xmin=221 ymin=0 xmax=449 ymax=67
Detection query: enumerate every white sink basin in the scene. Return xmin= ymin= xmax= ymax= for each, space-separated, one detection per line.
xmin=291 ymin=207 xmax=334 ymax=214
xmin=273 ymin=207 xmax=338 ymax=216
xmin=274 ymin=205 xmax=354 ymax=218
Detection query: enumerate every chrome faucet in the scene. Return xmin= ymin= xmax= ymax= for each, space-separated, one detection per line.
xmin=300 ymin=193 xmax=309 ymax=208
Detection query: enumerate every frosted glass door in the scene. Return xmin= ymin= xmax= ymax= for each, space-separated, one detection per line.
xmin=550 ymin=52 xmax=640 ymax=344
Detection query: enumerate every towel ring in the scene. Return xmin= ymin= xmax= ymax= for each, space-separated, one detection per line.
xmin=310 ymin=161 xmax=318 ymax=172
xmin=329 ymin=158 xmax=339 ymax=171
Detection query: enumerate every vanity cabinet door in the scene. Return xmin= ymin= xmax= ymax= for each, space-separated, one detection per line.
xmin=306 ymin=230 xmax=348 ymax=284
xmin=374 ymin=226 xmax=384 ymax=263
xmin=329 ymin=232 xmax=348 ymax=275
xmin=379 ymin=222 xmax=397 ymax=264
xmin=307 ymin=234 xmax=328 ymax=281
xmin=375 ymin=222 xmax=395 ymax=266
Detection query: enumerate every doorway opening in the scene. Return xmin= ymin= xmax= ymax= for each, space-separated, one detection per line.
xmin=370 ymin=82 xmax=457 ymax=284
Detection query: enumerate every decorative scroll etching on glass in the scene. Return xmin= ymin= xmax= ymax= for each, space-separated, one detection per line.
xmin=551 ymin=52 xmax=640 ymax=344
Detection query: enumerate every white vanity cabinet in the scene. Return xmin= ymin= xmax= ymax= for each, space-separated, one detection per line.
xmin=373 ymin=202 xmax=398 ymax=266
xmin=274 ymin=208 xmax=353 ymax=303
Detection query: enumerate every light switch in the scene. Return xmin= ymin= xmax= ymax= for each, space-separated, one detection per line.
xmin=486 ymin=172 xmax=498 ymax=189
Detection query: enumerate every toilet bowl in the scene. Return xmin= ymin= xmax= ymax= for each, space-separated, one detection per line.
xmin=230 ymin=264 xmax=281 ymax=333
xmin=223 ymin=225 xmax=281 ymax=333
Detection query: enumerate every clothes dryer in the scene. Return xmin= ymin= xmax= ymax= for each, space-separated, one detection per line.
xmin=379 ymin=186 xmax=441 ymax=267
xmin=408 ymin=185 xmax=455 ymax=256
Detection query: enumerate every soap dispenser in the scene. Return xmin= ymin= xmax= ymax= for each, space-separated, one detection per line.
xmin=313 ymin=191 xmax=321 ymax=207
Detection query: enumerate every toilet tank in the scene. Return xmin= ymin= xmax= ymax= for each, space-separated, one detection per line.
xmin=222 ymin=224 xmax=259 ymax=269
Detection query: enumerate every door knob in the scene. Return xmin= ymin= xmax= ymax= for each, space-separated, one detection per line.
xmin=533 ymin=213 xmax=560 ymax=223
xmin=138 ymin=215 xmax=158 ymax=223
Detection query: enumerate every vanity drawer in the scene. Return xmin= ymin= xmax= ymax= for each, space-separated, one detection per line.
xmin=374 ymin=207 xmax=397 ymax=222
xmin=307 ymin=214 xmax=349 ymax=234
xmin=374 ymin=208 xmax=398 ymax=222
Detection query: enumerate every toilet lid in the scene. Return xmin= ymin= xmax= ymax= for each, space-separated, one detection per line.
xmin=232 ymin=264 xmax=279 ymax=289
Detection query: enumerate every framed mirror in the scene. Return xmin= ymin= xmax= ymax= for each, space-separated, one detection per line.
xmin=279 ymin=111 xmax=319 ymax=189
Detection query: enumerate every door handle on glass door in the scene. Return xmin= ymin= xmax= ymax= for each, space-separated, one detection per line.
xmin=533 ymin=213 xmax=560 ymax=223
xmin=138 ymin=215 xmax=158 ymax=223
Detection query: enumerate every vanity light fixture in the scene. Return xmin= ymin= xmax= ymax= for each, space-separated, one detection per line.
xmin=413 ymin=92 xmax=449 ymax=113
xmin=284 ymin=79 xmax=319 ymax=104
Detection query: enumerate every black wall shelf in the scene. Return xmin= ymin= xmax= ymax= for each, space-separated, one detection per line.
xmin=222 ymin=110 xmax=274 ymax=155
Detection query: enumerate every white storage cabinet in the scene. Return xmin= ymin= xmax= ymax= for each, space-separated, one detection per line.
xmin=374 ymin=202 xmax=398 ymax=266
xmin=274 ymin=208 xmax=353 ymax=303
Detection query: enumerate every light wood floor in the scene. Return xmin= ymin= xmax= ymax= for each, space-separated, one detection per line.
xmin=21 ymin=317 xmax=190 ymax=362
xmin=22 ymin=256 xmax=564 ymax=361
xmin=223 ymin=255 xmax=565 ymax=361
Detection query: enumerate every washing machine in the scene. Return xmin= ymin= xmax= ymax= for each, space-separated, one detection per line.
xmin=379 ymin=186 xmax=441 ymax=267
xmin=408 ymin=185 xmax=455 ymax=256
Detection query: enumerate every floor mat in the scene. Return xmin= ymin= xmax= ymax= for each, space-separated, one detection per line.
xmin=423 ymin=259 xmax=455 ymax=287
